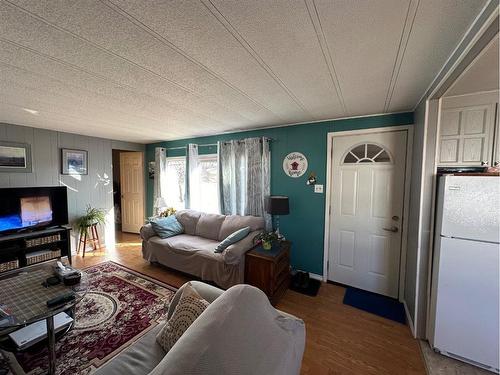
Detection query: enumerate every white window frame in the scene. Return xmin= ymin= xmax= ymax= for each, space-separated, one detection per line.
xmin=165 ymin=156 xmax=186 ymax=210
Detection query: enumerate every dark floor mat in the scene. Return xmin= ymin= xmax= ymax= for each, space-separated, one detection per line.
xmin=343 ymin=287 xmax=406 ymax=324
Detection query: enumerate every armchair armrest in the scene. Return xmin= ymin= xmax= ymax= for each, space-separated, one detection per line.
xmin=222 ymin=230 xmax=262 ymax=265
xmin=140 ymin=224 xmax=156 ymax=241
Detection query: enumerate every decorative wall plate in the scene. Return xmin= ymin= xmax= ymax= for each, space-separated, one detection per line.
xmin=283 ymin=152 xmax=308 ymax=178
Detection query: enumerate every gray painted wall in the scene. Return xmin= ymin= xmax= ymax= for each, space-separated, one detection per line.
xmin=0 ymin=122 xmax=144 ymax=252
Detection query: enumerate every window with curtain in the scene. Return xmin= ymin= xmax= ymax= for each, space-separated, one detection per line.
xmin=164 ymin=154 xmax=220 ymax=213
xmin=165 ymin=156 xmax=186 ymax=210
xmin=197 ymin=154 xmax=219 ymax=214
xmin=219 ymin=137 xmax=271 ymax=230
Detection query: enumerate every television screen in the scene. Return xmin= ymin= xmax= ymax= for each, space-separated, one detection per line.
xmin=0 ymin=187 xmax=68 ymax=234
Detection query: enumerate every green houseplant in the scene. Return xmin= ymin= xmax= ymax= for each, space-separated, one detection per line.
xmin=76 ymin=205 xmax=107 ymax=235
xmin=253 ymin=231 xmax=278 ymax=250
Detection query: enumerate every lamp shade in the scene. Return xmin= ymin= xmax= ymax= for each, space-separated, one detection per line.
xmin=266 ymin=196 xmax=289 ymax=215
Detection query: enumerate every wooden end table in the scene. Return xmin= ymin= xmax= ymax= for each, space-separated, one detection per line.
xmin=244 ymin=240 xmax=291 ymax=306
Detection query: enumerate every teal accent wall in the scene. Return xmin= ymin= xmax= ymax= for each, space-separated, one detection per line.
xmin=146 ymin=112 xmax=413 ymax=275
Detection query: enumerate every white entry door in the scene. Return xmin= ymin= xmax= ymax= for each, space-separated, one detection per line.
xmin=120 ymin=152 xmax=145 ymax=233
xmin=328 ymin=130 xmax=408 ymax=298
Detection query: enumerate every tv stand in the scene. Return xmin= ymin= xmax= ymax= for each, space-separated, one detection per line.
xmin=0 ymin=226 xmax=72 ymax=273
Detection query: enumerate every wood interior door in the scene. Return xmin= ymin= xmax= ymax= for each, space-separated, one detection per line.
xmin=120 ymin=152 xmax=144 ymax=233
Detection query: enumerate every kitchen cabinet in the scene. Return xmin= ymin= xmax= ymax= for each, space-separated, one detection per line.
xmin=437 ymin=104 xmax=497 ymax=167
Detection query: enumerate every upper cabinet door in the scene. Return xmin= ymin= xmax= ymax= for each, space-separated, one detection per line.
xmin=437 ymin=104 xmax=496 ymax=167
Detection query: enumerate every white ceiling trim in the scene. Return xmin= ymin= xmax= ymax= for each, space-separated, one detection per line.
xmin=412 ymin=0 xmax=498 ymax=108
xmin=199 ymin=0 xmax=313 ymax=118
xmin=305 ymin=0 xmax=347 ymax=116
xmin=384 ymin=0 xmax=420 ymax=112
xmin=162 ymin=110 xmax=414 ymax=143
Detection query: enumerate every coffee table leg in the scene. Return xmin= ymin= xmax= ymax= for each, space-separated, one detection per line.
xmin=46 ymin=316 xmax=56 ymax=375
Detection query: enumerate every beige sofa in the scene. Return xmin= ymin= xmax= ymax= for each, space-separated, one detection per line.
xmin=95 ymin=281 xmax=306 ymax=375
xmin=141 ymin=210 xmax=265 ymax=289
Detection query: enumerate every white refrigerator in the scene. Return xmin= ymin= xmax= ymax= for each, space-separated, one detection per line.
xmin=429 ymin=175 xmax=500 ymax=373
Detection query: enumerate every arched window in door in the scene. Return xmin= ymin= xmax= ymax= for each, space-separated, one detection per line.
xmin=343 ymin=143 xmax=392 ymax=164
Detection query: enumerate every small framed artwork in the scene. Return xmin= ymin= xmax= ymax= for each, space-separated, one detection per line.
xmin=0 ymin=141 xmax=32 ymax=173
xmin=61 ymin=148 xmax=88 ymax=175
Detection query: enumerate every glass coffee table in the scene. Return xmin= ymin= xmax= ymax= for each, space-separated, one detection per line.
xmin=0 ymin=261 xmax=88 ymax=375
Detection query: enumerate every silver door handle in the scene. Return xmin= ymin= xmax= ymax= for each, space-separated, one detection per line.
xmin=481 ymin=161 xmax=489 ymax=166
xmin=495 ymin=161 xmax=499 ymax=167
xmin=383 ymin=226 xmax=398 ymax=233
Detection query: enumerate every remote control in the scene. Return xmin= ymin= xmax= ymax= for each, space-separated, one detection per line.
xmin=46 ymin=292 xmax=75 ymax=308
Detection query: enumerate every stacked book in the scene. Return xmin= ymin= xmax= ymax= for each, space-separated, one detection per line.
xmin=25 ymin=234 xmax=61 ymax=248
xmin=0 ymin=259 xmax=19 ymax=273
xmin=26 ymin=249 xmax=62 ymax=265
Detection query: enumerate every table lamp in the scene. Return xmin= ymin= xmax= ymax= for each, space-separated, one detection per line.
xmin=266 ymin=196 xmax=289 ymax=240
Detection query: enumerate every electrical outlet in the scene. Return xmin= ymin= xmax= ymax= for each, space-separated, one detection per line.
xmin=314 ymin=184 xmax=324 ymax=193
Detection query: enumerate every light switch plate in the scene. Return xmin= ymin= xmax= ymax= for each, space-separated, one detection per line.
xmin=314 ymin=184 xmax=324 ymax=193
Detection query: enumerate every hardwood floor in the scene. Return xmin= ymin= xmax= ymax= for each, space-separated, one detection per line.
xmin=73 ymin=232 xmax=426 ymax=375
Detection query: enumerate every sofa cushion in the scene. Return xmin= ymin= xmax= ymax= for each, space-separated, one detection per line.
xmin=93 ymin=323 xmax=165 ymax=375
xmin=149 ymin=234 xmax=219 ymax=254
xmin=218 ymin=215 xmax=265 ymax=241
xmin=175 ymin=210 xmax=202 ymax=235
xmin=156 ymin=282 xmax=209 ymax=353
xmin=195 ymin=213 xmax=226 ymax=241
xmin=150 ymin=216 xmax=184 ymax=239
xmin=214 ymin=226 xmax=250 ymax=253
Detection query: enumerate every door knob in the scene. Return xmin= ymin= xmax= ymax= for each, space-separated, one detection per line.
xmin=383 ymin=226 xmax=398 ymax=233
xmin=495 ymin=161 xmax=499 ymax=167
xmin=481 ymin=161 xmax=489 ymax=166
xmin=392 ymin=215 xmax=399 ymax=221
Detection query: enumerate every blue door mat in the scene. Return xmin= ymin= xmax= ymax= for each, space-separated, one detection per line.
xmin=343 ymin=287 xmax=406 ymax=324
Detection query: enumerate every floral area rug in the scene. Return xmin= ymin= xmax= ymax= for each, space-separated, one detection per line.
xmin=7 ymin=261 xmax=177 ymax=375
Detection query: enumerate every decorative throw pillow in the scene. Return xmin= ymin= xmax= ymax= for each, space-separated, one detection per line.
xmin=156 ymin=283 xmax=209 ymax=352
xmin=150 ymin=215 xmax=184 ymax=239
xmin=214 ymin=226 xmax=251 ymax=253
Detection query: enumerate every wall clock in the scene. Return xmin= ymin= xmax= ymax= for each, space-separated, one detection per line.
xmin=283 ymin=152 xmax=308 ymax=178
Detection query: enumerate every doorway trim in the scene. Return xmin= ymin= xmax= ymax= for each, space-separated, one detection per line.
xmin=323 ymin=125 xmax=413 ymax=301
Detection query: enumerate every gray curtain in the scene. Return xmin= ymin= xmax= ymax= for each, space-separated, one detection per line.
xmin=186 ymin=143 xmax=200 ymax=210
xmin=219 ymin=137 xmax=271 ymax=230
xmin=153 ymin=147 xmax=167 ymax=214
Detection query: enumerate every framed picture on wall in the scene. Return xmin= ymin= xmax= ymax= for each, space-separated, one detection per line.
xmin=0 ymin=141 xmax=32 ymax=173
xmin=61 ymin=148 xmax=88 ymax=175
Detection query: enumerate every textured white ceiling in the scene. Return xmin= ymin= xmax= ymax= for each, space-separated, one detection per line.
xmin=445 ymin=34 xmax=499 ymax=96
xmin=0 ymin=0 xmax=488 ymax=143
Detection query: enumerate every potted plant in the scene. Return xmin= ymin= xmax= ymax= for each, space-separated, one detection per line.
xmin=253 ymin=231 xmax=278 ymax=250
xmin=75 ymin=205 xmax=106 ymax=236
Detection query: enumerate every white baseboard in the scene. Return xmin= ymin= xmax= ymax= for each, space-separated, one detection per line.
xmin=294 ymin=270 xmax=324 ymax=281
xmin=308 ymin=272 xmax=324 ymax=281
xmin=403 ymin=300 xmax=416 ymax=337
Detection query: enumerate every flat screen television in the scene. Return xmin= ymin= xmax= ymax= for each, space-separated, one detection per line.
xmin=0 ymin=186 xmax=68 ymax=235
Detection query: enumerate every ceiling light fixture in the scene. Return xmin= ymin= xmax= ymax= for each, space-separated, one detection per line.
xmin=22 ymin=108 xmax=39 ymax=115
